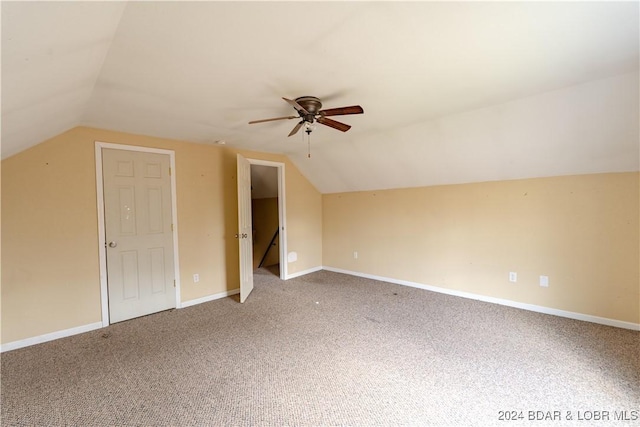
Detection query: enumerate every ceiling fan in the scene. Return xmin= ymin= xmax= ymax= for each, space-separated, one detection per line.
xmin=249 ymin=96 xmax=364 ymax=137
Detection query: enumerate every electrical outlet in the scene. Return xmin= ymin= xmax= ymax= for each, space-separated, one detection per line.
xmin=193 ymin=273 xmax=200 ymax=283
xmin=509 ymin=272 xmax=517 ymax=283
xmin=539 ymin=275 xmax=549 ymax=287
xmin=354 ymin=251 xmax=358 ymax=259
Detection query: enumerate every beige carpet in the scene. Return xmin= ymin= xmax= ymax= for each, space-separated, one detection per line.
xmin=2 ymin=270 xmax=639 ymax=426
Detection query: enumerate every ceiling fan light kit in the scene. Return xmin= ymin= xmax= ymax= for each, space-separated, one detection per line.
xmin=249 ymin=96 xmax=364 ymax=137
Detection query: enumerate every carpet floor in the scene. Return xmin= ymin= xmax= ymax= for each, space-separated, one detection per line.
xmin=1 ymin=270 xmax=639 ymax=426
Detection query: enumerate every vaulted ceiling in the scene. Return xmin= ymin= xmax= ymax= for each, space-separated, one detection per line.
xmin=2 ymin=1 xmax=638 ymax=193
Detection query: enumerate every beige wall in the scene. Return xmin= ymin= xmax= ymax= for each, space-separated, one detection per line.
xmin=1 ymin=126 xmax=323 ymax=344
xmin=3 ymin=125 xmax=637 ymax=345
xmin=323 ymin=173 xmax=639 ymax=324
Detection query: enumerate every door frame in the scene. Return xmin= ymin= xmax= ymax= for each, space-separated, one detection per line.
xmin=247 ymin=158 xmax=287 ymax=280
xmin=95 ymin=141 xmax=181 ymax=327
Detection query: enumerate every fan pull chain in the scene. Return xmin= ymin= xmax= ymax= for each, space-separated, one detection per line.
xmin=304 ymin=127 xmax=312 ymax=158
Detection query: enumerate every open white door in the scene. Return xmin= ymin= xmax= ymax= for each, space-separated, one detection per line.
xmin=237 ymin=154 xmax=254 ymax=302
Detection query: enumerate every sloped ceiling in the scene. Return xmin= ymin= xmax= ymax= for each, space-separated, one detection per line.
xmin=251 ymin=165 xmax=279 ymax=200
xmin=2 ymin=1 xmax=638 ymax=193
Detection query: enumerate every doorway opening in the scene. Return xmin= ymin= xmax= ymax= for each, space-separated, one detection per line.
xmin=248 ymin=160 xmax=286 ymax=280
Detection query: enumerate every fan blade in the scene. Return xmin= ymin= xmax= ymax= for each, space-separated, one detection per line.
xmin=317 ymin=116 xmax=351 ymax=132
xmin=319 ymin=105 xmax=363 ymax=117
xmin=283 ymin=97 xmax=309 ymax=115
xmin=288 ymin=121 xmax=304 ymax=137
xmin=249 ymin=115 xmax=298 ymax=124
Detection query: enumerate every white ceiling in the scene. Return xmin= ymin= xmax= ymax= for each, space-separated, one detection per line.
xmin=2 ymin=1 xmax=638 ymax=193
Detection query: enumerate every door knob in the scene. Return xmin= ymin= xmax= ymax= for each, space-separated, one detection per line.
xmin=108 ymin=241 xmax=118 ymax=248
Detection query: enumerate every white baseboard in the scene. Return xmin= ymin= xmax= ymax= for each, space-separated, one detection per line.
xmin=285 ymin=266 xmax=323 ymax=280
xmin=180 ymin=288 xmax=240 ymax=308
xmin=2 ymin=289 xmax=241 ymax=353
xmin=5 ymin=268 xmax=635 ymax=353
xmin=1 ymin=321 xmax=104 ymax=353
xmin=322 ymin=266 xmax=640 ymax=331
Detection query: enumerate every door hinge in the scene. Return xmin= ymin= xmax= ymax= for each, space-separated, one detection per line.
xmin=169 ymin=167 xmax=172 ymax=176
xmin=171 ymin=223 xmax=174 ymax=231
xmin=173 ymin=279 xmax=176 ymax=288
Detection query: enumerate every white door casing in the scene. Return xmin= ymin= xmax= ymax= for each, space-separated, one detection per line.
xmin=237 ymin=154 xmax=254 ymax=302
xmin=101 ymin=147 xmax=177 ymax=323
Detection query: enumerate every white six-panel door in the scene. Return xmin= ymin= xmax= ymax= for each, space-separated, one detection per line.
xmin=237 ymin=154 xmax=254 ymax=302
xmin=102 ymin=148 xmax=176 ymax=323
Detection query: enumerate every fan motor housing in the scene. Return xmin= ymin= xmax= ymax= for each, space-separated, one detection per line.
xmin=295 ymin=96 xmax=322 ymax=114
